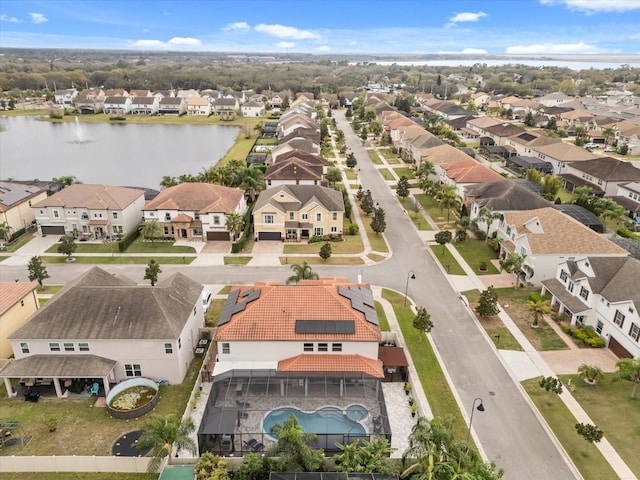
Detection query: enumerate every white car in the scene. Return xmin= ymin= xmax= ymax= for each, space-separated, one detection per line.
xmin=202 ymin=291 xmax=212 ymax=313
xmin=604 ymin=146 xmax=615 ymax=153
xmin=585 ymin=143 xmax=599 ymax=149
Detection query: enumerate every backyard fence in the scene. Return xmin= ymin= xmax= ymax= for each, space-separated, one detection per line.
xmin=0 ymin=455 xmax=153 ymax=473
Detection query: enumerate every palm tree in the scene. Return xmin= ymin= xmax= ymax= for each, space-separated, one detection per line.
xmin=286 ymin=262 xmax=319 ymax=284
xmin=500 ymin=252 xmax=526 ymax=289
xmin=416 ymin=160 xmax=436 ymax=183
xmin=615 ymin=357 xmax=640 ymax=399
xmin=0 ymin=221 xmax=12 ymax=241
xmin=476 ymin=207 xmax=503 ymax=244
xmin=437 ymin=186 xmax=460 ymax=224
xmin=239 ymin=166 xmax=266 ymax=202
xmin=527 ymin=299 xmax=551 ymax=327
xmin=137 ymin=414 xmax=196 ymax=473
xmin=573 ymin=186 xmax=594 ymax=208
xmin=268 ymin=414 xmax=324 ymax=472
xmin=454 ymin=216 xmax=477 ymax=242
xmin=225 ymin=212 xmax=245 ymax=242
xmin=139 ymin=219 xmax=162 ymax=244
xmin=577 ymin=364 xmax=604 ymax=385
xmin=602 ymin=126 xmax=616 ymax=146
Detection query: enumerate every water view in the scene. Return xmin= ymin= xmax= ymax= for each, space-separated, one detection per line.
xmin=0 ymin=116 xmax=240 ymax=189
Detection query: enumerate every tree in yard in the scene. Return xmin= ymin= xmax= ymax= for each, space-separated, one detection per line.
xmin=334 ymin=438 xmax=394 ymax=474
xmin=527 ymin=298 xmax=551 ymax=327
xmin=499 ymin=252 xmax=526 ymax=288
xmin=577 ymin=364 xmax=604 ymax=385
xmin=546 ymin=117 xmax=557 ymax=131
xmin=593 ymin=198 xmax=625 ymax=228
xmin=286 ymin=262 xmax=319 ymax=284
xmin=355 ymin=185 xmax=365 ymax=202
xmin=614 ymin=357 xmax=640 ymax=399
xmin=437 ymin=186 xmax=460 ymax=223
xmin=526 ymin=168 xmax=542 ymax=185
xmin=238 ymin=166 xmax=266 ymax=202
xmin=52 ymin=175 xmax=78 ymax=186
xmin=361 ymin=190 xmax=375 ymax=216
xmin=139 ymin=219 xmax=162 ymax=244
xmin=412 ymin=307 xmax=433 ymax=341
xmin=57 ymin=234 xmax=77 ymax=259
xmin=370 ymin=207 xmax=386 ymax=234
xmin=360 ymin=125 xmax=368 ymax=140
xmin=454 ymin=216 xmax=478 ymax=242
xmin=319 ymin=242 xmax=332 ymax=262
xmin=541 ymin=175 xmax=563 ymax=201
xmin=160 ymin=176 xmax=178 ymax=189
xmin=267 ymin=414 xmax=324 ymax=472
xmin=144 ymin=259 xmax=162 ymax=286
xmin=396 ymin=176 xmax=410 ymax=199
xmin=345 ymin=152 xmax=357 ymax=169
xmin=225 ymin=212 xmax=245 ymax=242
xmin=27 ymin=256 xmax=50 ymax=289
xmin=573 ymin=185 xmax=595 ymax=209
xmin=234 ymin=453 xmax=272 ymax=480
xmin=416 ymin=160 xmax=435 ymax=183
xmin=524 ymin=111 xmax=534 ymax=127
xmin=602 ymin=126 xmax=615 ymax=146
xmin=476 ymin=286 xmax=500 ymax=317
xmin=0 ymin=221 xmax=12 ymax=241
xmin=370 ymin=120 xmax=383 ymax=139
xmin=539 ymin=376 xmax=563 ymax=399
xmin=326 ymin=167 xmax=342 ymax=185
xmin=575 ymin=423 xmax=603 ymax=454
xmin=137 ymin=413 xmax=196 ymax=473
xmin=434 ymin=230 xmax=452 ymax=254
xmin=477 ymin=207 xmax=503 ymax=244
xmin=194 ymin=452 xmax=230 ymax=480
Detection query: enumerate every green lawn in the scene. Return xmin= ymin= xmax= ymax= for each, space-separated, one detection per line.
xmin=40 ymin=256 xmax=195 ymax=265
xmin=378 ymin=168 xmax=395 ymax=181
xmin=558 ymin=373 xmax=640 ymax=476
xmin=414 ymin=193 xmax=456 ymax=226
xmin=37 ymin=284 xmax=63 ymax=294
xmin=4 ymin=232 xmax=35 ymax=252
xmin=382 ymin=289 xmax=468 ymax=442
xmin=367 ymin=253 xmax=387 ymax=262
xmin=386 ymin=158 xmax=401 ymax=165
xmin=217 ymin=285 xmax=232 ymax=295
xmin=355 ymin=204 xmax=389 ymax=253
xmin=206 ymin=298 xmax=227 ymax=327
xmin=375 ymin=301 xmax=390 ymax=332
xmin=45 ymin=239 xmax=196 ymax=254
xmin=429 ymin=245 xmax=466 ymax=275
xmin=393 ymin=167 xmax=415 ymax=179
xmin=283 ymin=234 xmax=364 ymax=255
xmin=223 ymin=256 xmax=252 ymax=265
xmin=343 ymin=169 xmax=357 ymax=180
xmin=377 ymin=148 xmax=398 ymax=160
xmin=1 ymin=474 xmax=155 ymax=480
xmin=454 ymin=240 xmax=500 ymax=275
xmin=399 ymin=197 xmax=432 ymax=231
xmin=486 ymin=326 xmax=523 ymax=351
xmin=367 ymin=150 xmax=383 ymax=165
xmin=522 ymin=378 xmax=619 ymax=480
xmin=279 ymin=256 xmax=364 ymax=265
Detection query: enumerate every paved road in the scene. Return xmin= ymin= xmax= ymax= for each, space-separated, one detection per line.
xmin=0 ymin=112 xmax=579 ymax=479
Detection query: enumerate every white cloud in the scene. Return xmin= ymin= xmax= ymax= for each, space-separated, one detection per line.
xmin=168 ymin=37 xmax=201 ymax=46
xmin=132 ymin=39 xmax=166 ymax=48
xmin=631 ymin=33 xmax=640 ymax=40
xmin=449 ymin=11 xmax=487 ymax=23
xmin=255 ymin=23 xmax=319 ymax=39
xmin=0 ymin=14 xmax=22 ymax=23
xmin=28 ymin=12 xmax=48 ymax=24
xmin=276 ymin=41 xmax=295 ymax=49
xmin=540 ymin=0 xmax=640 ymax=12
xmin=506 ymin=42 xmax=603 ymax=54
xmin=438 ymin=48 xmax=488 ymax=54
xmin=223 ymin=22 xmax=250 ymax=32
xmin=316 ymin=45 xmax=331 ymax=52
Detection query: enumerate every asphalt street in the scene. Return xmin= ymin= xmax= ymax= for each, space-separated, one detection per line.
xmin=0 ymin=110 xmax=579 ymax=479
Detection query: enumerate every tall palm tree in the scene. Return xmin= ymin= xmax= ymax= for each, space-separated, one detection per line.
xmin=286 ymin=262 xmax=319 ymax=284
xmin=0 ymin=221 xmax=12 ymax=241
xmin=268 ymin=414 xmax=324 ymax=472
xmin=527 ymin=299 xmax=551 ymax=327
xmin=225 ymin=212 xmax=245 ymax=242
xmin=137 ymin=414 xmax=196 ymax=473
xmin=238 ymin=166 xmax=265 ymax=202
xmin=139 ymin=219 xmax=162 ymax=244
xmin=602 ymin=126 xmax=616 ymax=146
xmin=615 ymin=358 xmax=640 ymax=399
xmin=476 ymin=207 xmax=503 ymax=244
xmin=416 ymin=160 xmax=436 ymax=183
xmin=500 ymin=252 xmax=526 ymax=289
xmin=437 ymin=186 xmax=461 ymax=224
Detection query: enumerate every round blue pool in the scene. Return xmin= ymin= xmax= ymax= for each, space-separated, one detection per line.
xmin=263 ymin=405 xmax=368 ymax=436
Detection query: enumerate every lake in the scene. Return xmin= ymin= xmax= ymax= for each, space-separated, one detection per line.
xmin=0 ymin=116 xmax=240 ymax=189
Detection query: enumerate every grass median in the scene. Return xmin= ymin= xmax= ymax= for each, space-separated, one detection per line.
xmin=40 ymin=256 xmax=195 ymax=264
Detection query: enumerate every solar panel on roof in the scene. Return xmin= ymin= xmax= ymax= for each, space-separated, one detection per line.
xmin=295 ymin=320 xmax=355 ymax=334
xmin=218 ymin=290 xmax=241 ymax=326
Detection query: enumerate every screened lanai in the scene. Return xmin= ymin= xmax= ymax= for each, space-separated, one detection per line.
xmin=197 ymin=369 xmax=390 ymax=457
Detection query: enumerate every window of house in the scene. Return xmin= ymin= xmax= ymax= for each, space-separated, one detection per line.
xmin=178 ymin=338 xmax=182 ymax=349
xmin=194 ymin=213 xmax=200 ymax=220
xmin=332 ymin=343 xmax=342 ymax=352
xmin=214 ymin=216 xmax=220 ymax=225
xmin=596 ymin=321 xmax=604 ymax=334
xmin=332 ymin=212 xmax=338 ymax=220
xmin=165 ymin=213 xmax=171 ymax=221
xmin=579 ymin=287 xmax=589 ymax=301
xmin=164 ymin=226 xmax=170 ymax=235
xmin=629 ymin=323 xmax=640 ymax=341
xmin=318 ymin=343 xmax=328 ymax=352
xmin=559 ymin=270 xmax=568 ymax=282
xmin=64 ymin=342 xmax=75 ymax=352
xmin=53 ymin=210 xmax=60 ymax=218
xmin=301 ymin=213 xmax=308 ymax=220
xmin=79 ymin=342 xmax=90 ymax=352
xmin=165 ymin=343 xmax=173 ymax=354
xmin=81 ymin=211 xmax=88 ymax=220
xmin=568 ymin=281 xmax=574 ymax=293
xmin=264 ymin=214 xmax=274 ymax=224
xmin=316 ymin=213 xmax=322 ymax=221
xmin=314 ymin=227 xmax=324 ymax=236
xmin=125 ymin=364 xmax=142 ymax=377
xmin=222 ymin=343 xmax=230 ymax=354
xmin=304 ymin=343 xmax=314 ymax=352
xmin=20 ymin=342 xmax=29 ymax=353
xmin=576 ymin=315 xmax=585 ymax=325
xmin=331 ymin=226 xmax=338 ymax=233
xmin=614 ymin=310 xmax=625 ymax=328
xmin=289 ymin=212 xmax=295 ymax=220
xmin=49 ymin=342 xmax=60 ymax=352
xmin=112 ymin=212 xmax=118 ymax=219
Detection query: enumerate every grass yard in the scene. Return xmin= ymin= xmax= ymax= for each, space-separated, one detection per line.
xmin=382 ymin=289 xmax=468 ymax=442
xmin=223 ymin=256 xmax=252 ymax=265
xmin=454 ymin=240 xmax=500 ymax=275
xmin=522 ymin=378 xmax=619 ymax=480
xmin=367 ymin=150 xmax=383 ymax=165
xmin=375 ymin=301 xmax=391 ymax=332
xmin=0 ymin=357 xmax=202 ymax=457
xmin=393 ymin=167 xmax=415 ymax=179
xmin=378 ymin=168 xmax=395 ymax=181
xmin=343 ymin=169 xmax=357 ymax=180
xmin=367 ymin=253 xmax=387 ymax=262
xmin=40 ymin=256 xmax=195 ymax=265
xmin=377 ymin=148 xmax=398 ymax=160
xmin=4 ymin=232 xmax=35 ymax=252
xmin=354 ymin=204 xmax=389 ymax=253
xmin=399 ymin=197 xmax=432 ymax=231
xmin=206 ymin=299 xmax=227 ymax=327
xmin=217 ymin=285 xmax=232 ymax=295
xmin=37 ymin=284 xmax=64 ymax=294
xmin=463 ymin=288 xmax=569 ymax=351
xmin=414 ymin=193 xmax=456 ymax=226
xmin=279 ymin=256 xmax=364 ymax=265
xmin=558 ymin=373 xmax=640 ymax=476
xmin=386 ymin=158 xmax=401 ymax=165
xmin=283 ymin=235 xmax=363 ymax=255
xmin=45 ymin=239 xmax=196 ymax=254
xmin=1 ymin=474 xmax=155 ymax=480
xmin=429 ymin=245 xmax=466 ymax=275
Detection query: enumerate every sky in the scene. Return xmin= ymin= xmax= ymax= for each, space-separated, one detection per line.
xmin=1 ymin=0 xmax=639 ymax=56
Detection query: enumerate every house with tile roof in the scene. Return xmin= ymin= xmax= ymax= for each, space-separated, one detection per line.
xmin=440 ymin=158 xmax=505 ymax=197
xmin=264 ymin=156 xmax=326 ymax=188
xmin=406 ymin=133 xmax=446 ymax=166
xmin=562 ymin=157 xmax=640 ymax=196
xmin=143 ymin=183 xmax=247 ymax=242
xmin=505 ymin=131 xmax=561 ymax=157
xmin=530 ymin=142 xmax=598 ymax=175
xmin=0 ymin=282 xmax=39 ymax=359
xmin=611 ymin=182 xmax=640 ymax=224
xmin=0 ymin=267 xmax=205 ymax=397
xmin=497 ymin=207 xmax=628 ymax=285
xmin=0 ymin=181 xmax=47 ymax=239
xmin=213 ymin=278 xmax=383 ymax=378
xmin=541 ymin=256 xmax=640 ymax=359
xmin=241 ymin=100 xmax=266 ymax=117
xmin=32 ymin=184 xmax=145 ymax=239
xmin=130 ymin=96 xmax=159 ymax=115
xmin=253 ymin=185 xmax=344 ymax=241
xmin=158 ymin=96 xmax=186 ymax=115
xmin=187 ymin=96 xmax=212 ymax=116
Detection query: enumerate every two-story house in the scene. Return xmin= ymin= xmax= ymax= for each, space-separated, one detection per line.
xmin=241 ymin=100 xmax=266 ymax=117
xmin=158 ymin=96 xmax=186 ymax=115
xmin=541 ymin=256 xmax=640 ymax=359
xmin=529 ymin=142 xmax=598 ymax=175
xmin=142 ymin=183 xmax=247 ymax=242
xmin=264 ymin=151 xmax=327 ymax=188
xmin=130 ymin=96 xmax=159 ymax=115
xmin=611 ymin=181 xmax=640 ymax=224
xmin=0 ymin=267 xmax=205 ymax=397
xmin=253 ymin=185 xmax=344 ymax=241
xmin=32 ymin=184 xmax=145 ymax=239
xmin=0 ymin=282 xmax=39 ymax=359
xmin=0 ymin=182 xmax=47 ymax=239
xmin=187 ymin=97 xmax=212 ymax=116
xmin=561 ymin=157 xmax=640 ymax=196
xmin=103 ymin=96 xmax=132 ymax=115
xmin=54 ymin=88 xmax=78 ymax=105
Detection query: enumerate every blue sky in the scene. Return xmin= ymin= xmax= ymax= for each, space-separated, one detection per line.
xmin=1 ymin=0 xmax=639 ymax=55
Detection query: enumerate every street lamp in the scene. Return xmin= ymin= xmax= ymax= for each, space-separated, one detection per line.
xmin=404 ymin=270 xmax=416 ymax=306
xmin=466 ymin=397 xmax=485 ymax=449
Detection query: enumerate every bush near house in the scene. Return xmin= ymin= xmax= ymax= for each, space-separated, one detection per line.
xmin=561 ymin=326 xmax=605 ymax=348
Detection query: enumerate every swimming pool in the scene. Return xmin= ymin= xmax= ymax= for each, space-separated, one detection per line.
xmin=263 ymin=405 xmax=368 ymax=437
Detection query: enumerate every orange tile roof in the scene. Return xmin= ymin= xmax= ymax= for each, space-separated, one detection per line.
xmin=278 ymin=354 xmax=384 ymax=378
xmin=0 ymin=282 xmax=38 ymax=316
xmin=215 ymin=280 xmax=381 ymax=342
xmin=144 ymin=183 xmax=244 ymax=213
xmin=442 ymin=159 xmax=505 ymax=183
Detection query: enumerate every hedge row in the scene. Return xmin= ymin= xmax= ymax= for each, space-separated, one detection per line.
xmin=561 ymin=325 xmax=605 ymax=348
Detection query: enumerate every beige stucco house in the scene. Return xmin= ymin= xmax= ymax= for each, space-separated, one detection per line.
xmin=0 ymin=182 xmax=47 ymax=239
xmin=0 ymin=282 xmax=39 ymax=359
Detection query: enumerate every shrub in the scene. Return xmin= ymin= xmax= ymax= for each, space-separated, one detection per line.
xmin=528 ymin=292 xmax=543 ymax=303
xmin=563 ymin=326 xmax=605 ymax=348
xmin=346 ymin=223 xmax=359 ymax=235
xmin=117 ymin=228 xmax=140 ymax=252
xmin=231 ymin=237 xmax=246 ymax=253
xmin=109 ymin=115 xmax=126 ymax=121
